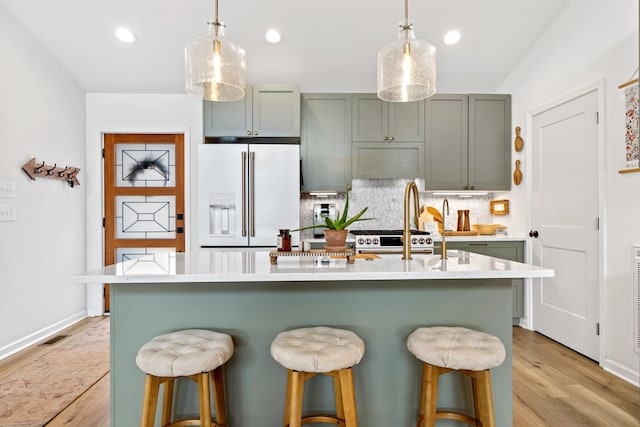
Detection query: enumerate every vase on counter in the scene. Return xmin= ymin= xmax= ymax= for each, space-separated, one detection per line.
xmin=324 ymin=229 xmax=349 ymax=252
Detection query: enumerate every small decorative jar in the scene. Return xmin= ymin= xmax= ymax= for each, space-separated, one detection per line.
xmin=277 ymin=229 xmax=291 ymax=252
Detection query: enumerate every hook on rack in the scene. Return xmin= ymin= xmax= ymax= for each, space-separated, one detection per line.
xmin=21 ymin=157 xmax=81 ymax=188
xmin=34 ymin=161 xmax=45 ymax=174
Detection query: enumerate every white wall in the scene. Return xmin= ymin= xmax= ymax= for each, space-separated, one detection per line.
xmin=498 ymin=0 xmax=639 ymax=384
xmin=85 ymin=94 xmax=202 ymax=314
xmin=0 ymin=5 xmax=87 ymax=357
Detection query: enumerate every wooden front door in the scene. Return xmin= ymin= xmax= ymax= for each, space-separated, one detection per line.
xmin=103 ymin=134 xmax=185 ymax=311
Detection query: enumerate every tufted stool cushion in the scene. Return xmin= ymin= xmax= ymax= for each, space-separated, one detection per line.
xmin=407 ymin=326 xmax=505 ymax=371
xmin=271 ymin=326 xmax=365 ymax=372
xmin=136 ymin=329 xmax=233 ymax=378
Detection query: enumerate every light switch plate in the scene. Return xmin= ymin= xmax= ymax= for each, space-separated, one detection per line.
xmin=0 ymin=182 xmax=16 ymax=198
xmin=0 ymin=205 xmax=16 ymax=221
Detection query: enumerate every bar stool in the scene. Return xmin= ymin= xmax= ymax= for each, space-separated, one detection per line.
xmin=270 ymin=326 xmax=365 ymax=427
xmin=407 ymin=326 xmax=506 ymax=427
xmin=135 ymin=329 xmax=234 ymax=427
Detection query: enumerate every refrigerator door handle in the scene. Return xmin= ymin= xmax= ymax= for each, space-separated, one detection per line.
xmin=249 ymin=151 xmax=256 ymax=237
xmin=241 ymin=151 xmax=247 ymax=237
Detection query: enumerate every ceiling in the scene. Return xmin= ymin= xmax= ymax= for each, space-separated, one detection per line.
xmin=1 ymin=0 xmax=571 ymax=94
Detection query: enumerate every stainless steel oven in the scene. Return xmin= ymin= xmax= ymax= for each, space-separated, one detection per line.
xmin=349 ymin=230 xmax=434 ymax=254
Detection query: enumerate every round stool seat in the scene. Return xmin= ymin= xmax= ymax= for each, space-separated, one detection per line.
xmin=407 ymin=326 xmax=505 ymax=371
xmin=271 ymin=326 xmax=365 ymax=372
xmin=136 ymin=329 xmax=234 ymax=377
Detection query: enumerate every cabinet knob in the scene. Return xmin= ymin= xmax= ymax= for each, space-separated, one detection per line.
xmin=390 ymin=136 xmax=395 ymax=141
xmin=247 ymin=130 xmax=252 ymax=135
xmin=254 ymin=130 xmax=259 ymax=136
xmin=383 ymin=136 xmax=388 ymax=141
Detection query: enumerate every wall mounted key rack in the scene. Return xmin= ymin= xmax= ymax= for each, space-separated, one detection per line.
xmin=22 ymin=157 xmax=81 ymax=188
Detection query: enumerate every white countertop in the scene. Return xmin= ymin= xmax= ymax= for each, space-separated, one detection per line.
xmin=71 ymin=249 xmax=552 ymax=284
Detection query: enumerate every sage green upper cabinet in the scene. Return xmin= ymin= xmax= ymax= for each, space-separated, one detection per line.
xmin=425 ymin=93 xmax=511 ymax=191
xmin=352 ymin=93 xmax=424 ymax=142
xmin=204 ymin=84 xmax=300 ymax=137
xmin=301 ymin=94 xmax=351 ymax=192
xmin=352 ymin=93 xmax=425 ymax=178
xmin=468 ymin=94 xmax=511 ymax=190
xmin=424 ymin=94 xmax=469 ymax=190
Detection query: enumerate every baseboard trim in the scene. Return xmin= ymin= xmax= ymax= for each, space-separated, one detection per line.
xmin=0 ymin=310 xmax=88 ymax=361
xmin=601 ymin=358 xmax=640 ymax=387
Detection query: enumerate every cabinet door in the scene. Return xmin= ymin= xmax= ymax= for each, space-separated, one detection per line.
xmin=444 ymin=241 xmax=524 ymax=320
xmin=388 ymin=100 xmax=424 ymax=142
xmin=469 ymin=94 xmax=511 ymax=190
xmin=352 ymin=94 xmax=388 ymax=141
xmin=301 ymin=94 xmax=352 ymax=192
xmin=203 ymin=87 xmax=253 ymax=137
xmin=253 ymin=84 xmax=300 ymax=137
xmin=425 ymin=94 xmax=469 ymax=190
xmin=352 ymin=142 xmax=424 ymax=178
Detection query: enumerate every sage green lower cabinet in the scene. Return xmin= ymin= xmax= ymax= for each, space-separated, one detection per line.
xmin=443 ymin=241 xmax=525 ymax=322
xmin=301 ymin=94 xmax=351 ymax=192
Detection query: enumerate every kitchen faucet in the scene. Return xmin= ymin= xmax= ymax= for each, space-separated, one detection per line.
xmin=441 ymin=199 xmax=450 ymax=260
xmin=402 ymin=181 xmax=420 ymax=260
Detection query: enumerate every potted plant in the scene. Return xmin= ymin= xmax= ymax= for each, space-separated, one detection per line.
xmin=292 ymin=187 xmax=373 ymax=251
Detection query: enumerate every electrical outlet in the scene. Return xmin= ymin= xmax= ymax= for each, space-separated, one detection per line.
xmin=0 ymin=205 xmax=16 ymax=221
xmin=0 ymin=182 xmax=16 ymax=198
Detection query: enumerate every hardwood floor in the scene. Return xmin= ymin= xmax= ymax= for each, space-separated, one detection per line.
xmin=3 ymin=319 xmax=639 ymax=426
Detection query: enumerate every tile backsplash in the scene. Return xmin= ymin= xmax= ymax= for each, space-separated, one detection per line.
xmin=299 ymin=179 xmax=495 ymax=240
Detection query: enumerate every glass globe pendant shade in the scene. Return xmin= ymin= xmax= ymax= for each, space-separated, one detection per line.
xmin=377 ymin=20 xmax=436 ymax=102
xmin=185 ymin=21 xmax=246 ymax=102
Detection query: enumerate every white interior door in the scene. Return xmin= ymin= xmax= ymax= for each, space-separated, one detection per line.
xmin=531 ymin=89 xmax=600 ymax=361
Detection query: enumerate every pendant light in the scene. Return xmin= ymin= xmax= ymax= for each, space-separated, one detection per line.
xmin=185 ymin=0 xmax=246 ymax=102
xmin=377 ymin=0 xmax=436 ymax=102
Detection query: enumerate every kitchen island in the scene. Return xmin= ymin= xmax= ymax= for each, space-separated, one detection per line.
xmin=72 ymin=250 xmax=553 ymax=427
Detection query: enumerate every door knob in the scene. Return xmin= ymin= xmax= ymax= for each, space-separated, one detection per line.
xmin=529 ymin=230 xmax=539 ymax=238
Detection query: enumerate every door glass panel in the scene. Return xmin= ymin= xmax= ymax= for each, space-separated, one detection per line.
xmin=115 ymin=247 xmax=176 ymax=275
xmin=115 ymin=143 xmax=176 ymax=187
xmin=115 ymin=195 xmax=177 ymax=239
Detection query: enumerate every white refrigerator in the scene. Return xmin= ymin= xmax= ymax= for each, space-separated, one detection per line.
xmin=198 ymin=143 xmax=300 ymax=247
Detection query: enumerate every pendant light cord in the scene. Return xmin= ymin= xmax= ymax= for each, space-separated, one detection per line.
xmin=402 ymin=0 xmax=411 ymax=53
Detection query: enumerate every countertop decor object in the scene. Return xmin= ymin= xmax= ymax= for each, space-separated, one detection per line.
xmin=490 ymin=199 xmax=510 ymax=215
xmin=514 ymin=126 xmax=524 ymax=152
xmin=21 ymin=157 xmax=80 ymax=188
xmin=292 ymin=187 xmax=372 ymax=250
xmin=376 ymin=0 xmax=436 ymax=102
xmin=618 ymin=73 xmax=639 ymax=173
xmin=185 ymin=0 xmax=246 ymax=102
xmin=472 ymin=224 xmax=506 ymax=235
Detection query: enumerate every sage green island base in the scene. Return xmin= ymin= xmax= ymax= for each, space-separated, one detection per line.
xmin=72 ymin=250 xmax=553 ymax=427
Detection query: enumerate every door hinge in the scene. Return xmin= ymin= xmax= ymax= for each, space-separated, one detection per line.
xmin=102 ymin=217 xmax=105 ymax=228
xmin=102 ymin=148 xmax=105 ymax=158
xmin=596 ymin=217 xmax=600 ymax=230
xmin=596 ymin=323 xmax=600 ymax=336
xmin=595 ymin=111 xmax=599 ymax=125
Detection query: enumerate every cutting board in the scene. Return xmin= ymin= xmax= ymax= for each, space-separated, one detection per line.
xmin=444 ymin=230 xmax=479 ymax=236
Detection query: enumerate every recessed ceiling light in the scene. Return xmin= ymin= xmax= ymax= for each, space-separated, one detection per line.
xmin=443 ymin=30 xmax=461 ymax=45
xmin=115 ymin=27 xmax=137 ymax=44
xmin=265 ymin=29 xmax=282 ymax=44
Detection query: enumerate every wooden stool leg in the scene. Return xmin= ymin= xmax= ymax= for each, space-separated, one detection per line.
xmin=471 ymin=370 xmax=496 ymax=427
xmin=196 ymin=372 xmax=213 ymax=427
xmin=141 ymin=374 xmax=161 ymax=427
xmin=338 ymin=368 xmax=358 ymax=427
xmin=286 ymin=370 xmax=305 ymax=427
xmin=419 ymin=364 xmax=439 ymax=427
xmin=211 ymin=367 xmax=227 ymax=425
xmin=333 ymin=373 xmax=345 ymax=427
xmin=161 ymin=378 xmax=174 ymax=426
